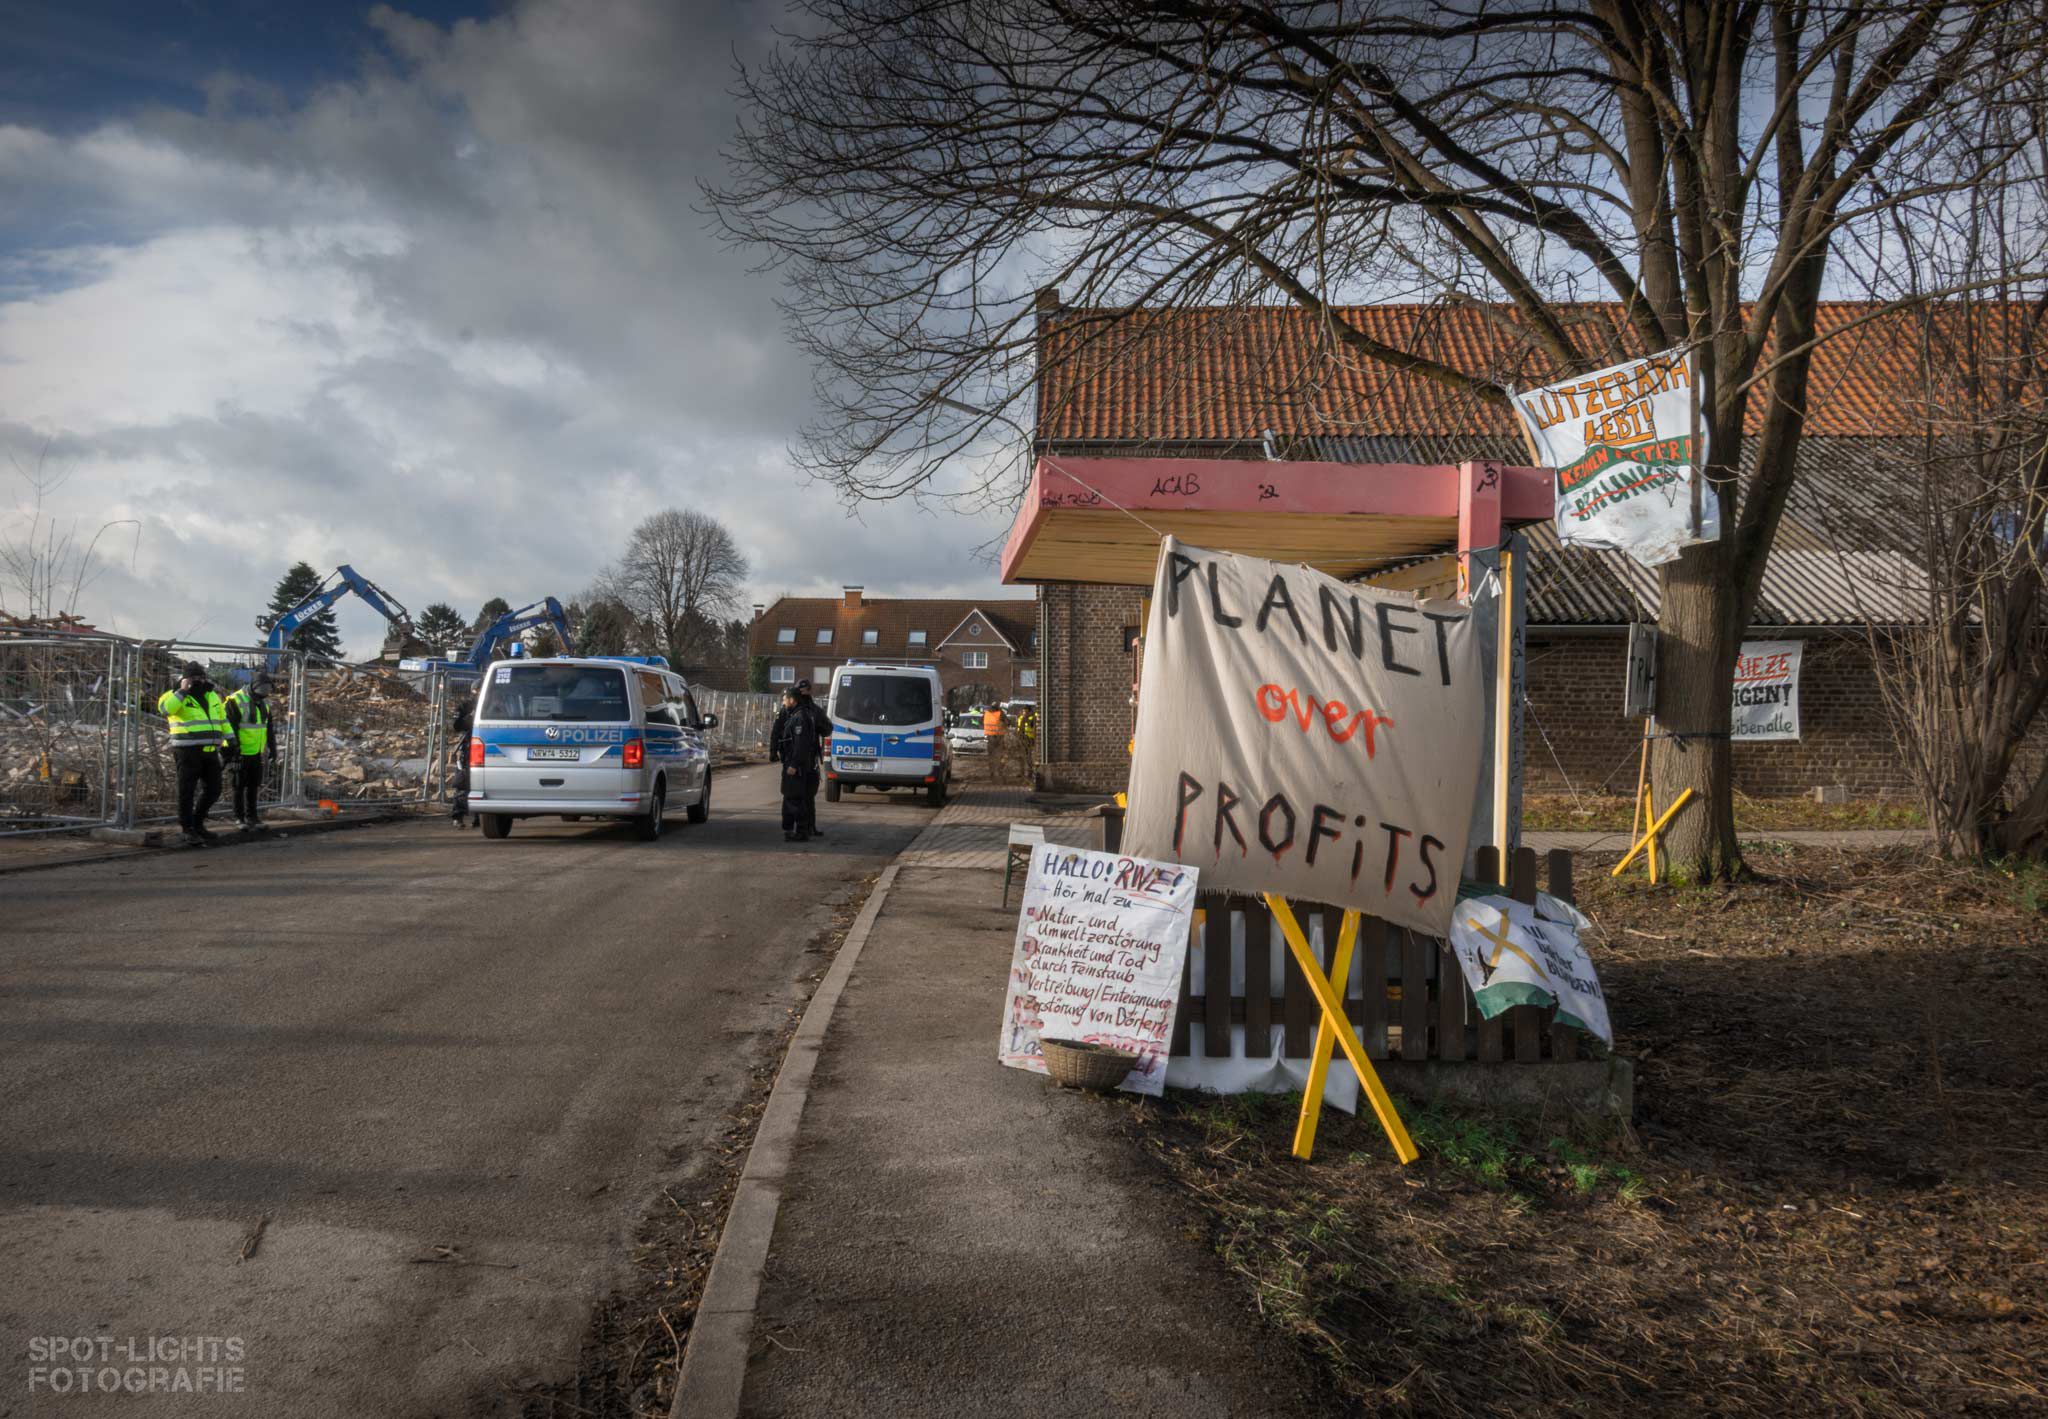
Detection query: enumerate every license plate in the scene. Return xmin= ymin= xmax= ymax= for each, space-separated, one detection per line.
xmin=528 ymin=746 xmax=580 ymax=761
xmin=838 ymin=759 xmax=873 ymax=771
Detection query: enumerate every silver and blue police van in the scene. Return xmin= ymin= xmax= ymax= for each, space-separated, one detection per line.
xmin=467 ymin=657 xmax=715 ymax=840
xmin=823 ymin=662 xmax=950 ymax=806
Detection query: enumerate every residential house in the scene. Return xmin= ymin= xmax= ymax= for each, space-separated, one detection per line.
xmin=749 ymin=587 xmax=1038 ymax=706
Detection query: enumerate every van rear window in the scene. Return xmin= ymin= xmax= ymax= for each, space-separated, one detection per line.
xmin=834 ymin=673 xmax=933 ymax=727
xmin=480 ymin=665 xmax=628 ymax=722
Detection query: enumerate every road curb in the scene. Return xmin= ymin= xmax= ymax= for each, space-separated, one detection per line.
xmin=0 ymin=810 xmax=414 ymax=877
xmin=670 ymin=861 xmax=901 ymax=1419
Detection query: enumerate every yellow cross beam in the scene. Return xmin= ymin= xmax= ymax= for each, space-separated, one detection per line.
xmin=1611 ymin=786 xmax=1695 ymax=879
xmin=1290 ymin=909 xmax=1358 ymax=1160
xmin=1470 ymin=907 xmax=1538 ymax=975
xmin=1266 ymin=895 xmax=1419 ymax=1165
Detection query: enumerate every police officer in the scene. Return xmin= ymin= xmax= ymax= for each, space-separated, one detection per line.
xmin=222 ymin=673 xmax=279 ymax=830
xmin=157 ymin=661 xmax=230 ymax=845
xmin=770 ymin=681 xmax=831 ymax=839
xmin=771 ymin=688 xmax=820 ymax=841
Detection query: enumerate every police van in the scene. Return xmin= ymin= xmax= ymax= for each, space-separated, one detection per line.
xmin=467 ymin=657 xmax=716 ymax=840
xmin=824 ymin=663 xmax=950 ymax=806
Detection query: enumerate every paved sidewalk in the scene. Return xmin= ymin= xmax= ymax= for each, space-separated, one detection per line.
xmin=736 ymin=790 xmax=1333 ymax=1418
xmin=894 ymin=785 xmax=1104 ymax=868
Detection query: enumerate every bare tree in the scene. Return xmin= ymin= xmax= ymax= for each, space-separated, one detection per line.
xmin=712 ymin=0 xmax=2046 ymax=880
xmin=0 ymin=440 xmax=139 ymax=623
xmin=601 ymin=509 xmax=750 ymax=667
xmin=1853 ymin=45 xmax=2048 ymax=859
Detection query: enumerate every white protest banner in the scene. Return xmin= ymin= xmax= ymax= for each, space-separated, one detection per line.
xmin=1122 ymin=538 xmax=1484 ymax=939
xmin=998 ymin=843 xmax=1199 ymax=1096
xmin=1510 ymin=346 xmax=1720 ymax=567
xmin=1731 ymin=639 xmax=1802 ymax=742
xmin=1447 ymin=894 xmax=1612 ymax=1046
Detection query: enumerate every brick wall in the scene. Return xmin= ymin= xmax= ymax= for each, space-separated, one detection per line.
xmin=1524 ymin=632 xmax=1913 ymax=798
xmin=1041 ymin=606 xmax=1920 ymax=799
xmin=1037 ymin=583 xmax=1147 ymax=791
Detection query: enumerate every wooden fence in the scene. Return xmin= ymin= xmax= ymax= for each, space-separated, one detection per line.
xmin=1167 ymin=845 xmax=1583 ymax=1065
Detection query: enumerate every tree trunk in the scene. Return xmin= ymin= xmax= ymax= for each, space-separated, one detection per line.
xmin=1651 ymin=547 xmax=1742 ymax=882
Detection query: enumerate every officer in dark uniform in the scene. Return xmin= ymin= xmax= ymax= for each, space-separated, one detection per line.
xmin=773 ymin=685 xmax=824 ymax=841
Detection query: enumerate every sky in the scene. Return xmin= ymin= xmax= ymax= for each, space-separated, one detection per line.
xmin=0 ymin=0 xmax=1021 ymax=657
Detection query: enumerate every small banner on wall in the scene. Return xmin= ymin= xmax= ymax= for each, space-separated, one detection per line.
xmin=1509 ymin=346 xmax=1720 ymax=567
xmin=998 ymin=843 xmax=1199 ymax=1096
xmin=1731 ymin=639 xmax=1803 ymax=742
xmin=1121 ymin=538 xmax=1484 ymax=939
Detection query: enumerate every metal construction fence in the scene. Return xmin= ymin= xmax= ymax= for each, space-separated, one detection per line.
xmin=696 ymin=689 xmax=779 ymax=759
xmin=0 ymin=629 xmax=455 ymax=835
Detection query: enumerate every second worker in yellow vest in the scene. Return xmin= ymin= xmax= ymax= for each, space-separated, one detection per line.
xmin=223 ymin=674 xmax=278 ymax=830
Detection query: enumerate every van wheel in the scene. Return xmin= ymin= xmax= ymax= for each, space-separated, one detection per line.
xmin=687 ymin=770 xmax=711 ymax=824
xmin=825 ymin=780 xmax=841 ymax=803
xmin=636 ymin=781 xmax=666 ymax=841
xmin=481 ymin=814 xmax=512 ymax=839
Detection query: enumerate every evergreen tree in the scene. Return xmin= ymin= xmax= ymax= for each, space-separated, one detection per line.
xmin=473 ymin=597 xmax=512 ymax=631
xmin=261 ymin=562 xmax=343 ymax=661
xmin=415 ymin=602 xmax=469 ymax=657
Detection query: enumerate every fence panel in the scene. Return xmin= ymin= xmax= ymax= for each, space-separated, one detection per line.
xmin=0 ymin=635 xmax=122 ymax=834
xmin=1166 ymin=846 xmax=1586 ymax=1066
xmin=295 ymin=658 xmax=441 ymax=806
xmin=697 ymin=689 xmax=778 ymax=759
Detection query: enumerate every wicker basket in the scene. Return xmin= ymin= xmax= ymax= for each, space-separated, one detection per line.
xmin=1039 ymin=1038 xmax=1139 ymax=1091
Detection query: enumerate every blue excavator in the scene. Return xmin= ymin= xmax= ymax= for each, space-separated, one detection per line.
xmin=400 ymin=596 xmax=576 ymax=680
xmin=260 ymin=564 xmax=416 ymax=673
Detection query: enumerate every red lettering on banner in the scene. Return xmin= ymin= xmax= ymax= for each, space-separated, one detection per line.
xmin=1254 ymin=683 xmax=1392 ymax=757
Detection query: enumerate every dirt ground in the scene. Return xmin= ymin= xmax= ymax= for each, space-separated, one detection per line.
xmin=1121 ymin=844 xmax=2047 ymax=1417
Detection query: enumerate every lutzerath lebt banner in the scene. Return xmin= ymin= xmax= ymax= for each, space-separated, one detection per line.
xmin=1509 ymin=346 xmax=1721 ymax=567
xmin=1122 ymin=538 xmax=1485 ymax=939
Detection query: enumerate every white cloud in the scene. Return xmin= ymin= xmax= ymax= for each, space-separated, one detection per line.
xmin=0 ymin=1 xmax=1019 ymax=656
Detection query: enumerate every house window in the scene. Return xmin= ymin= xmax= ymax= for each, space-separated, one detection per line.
xmin=862 ymin=629 xmax=879 ymax=645
xmin=776 ymin=628 xmax=795 ymax=644
xmin=1019 ymin=669 xmax=1037 ymax=688
xmin=1123 ymin=626 xmax=1140 ymax=652
xmin=817 ymin=628 xmax=833 ymax=644
xmin=769 ymin=664 xmax=795 ymax=684
xmin=963 ymin=650 xmax=989 ymax=669
xmin=908 ymin=630 xmax=927 ymax=646
xmin=814 ymin=665 xmax=832 ymax=685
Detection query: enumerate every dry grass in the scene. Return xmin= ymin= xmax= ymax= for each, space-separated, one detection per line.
xmin=1123 ymin=845 xmax=2046 ymax=1417
xmin=1523 ymin=792 xmax=1927 ymax=833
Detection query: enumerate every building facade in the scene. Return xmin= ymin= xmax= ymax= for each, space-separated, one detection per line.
xmin=750 ymin=587 xmax=1039 ymax=706
xmin=1027 ymin=298 xmax=1943 ymax=799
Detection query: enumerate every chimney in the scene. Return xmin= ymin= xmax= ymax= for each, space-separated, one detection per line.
xmin=843 ymin=585 xmax=864 ymax=610
xmin=752 ymin=603 xmax=765 ymax=621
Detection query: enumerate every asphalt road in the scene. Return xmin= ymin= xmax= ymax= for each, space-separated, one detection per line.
xmin=0 ymin=764 xmax=929 ymax=1417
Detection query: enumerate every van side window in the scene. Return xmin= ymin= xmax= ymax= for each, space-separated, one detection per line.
xmin=681 ymin=689 xmax=704 ymax=728
xmin=638 ymin=672 xmax=676 ymax=726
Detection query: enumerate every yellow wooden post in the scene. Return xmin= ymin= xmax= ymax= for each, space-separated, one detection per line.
xmin=1611 ymin=787 xmax=1696 ymax=877
xmin=1644 ymin=782 xmax=1659 ymax=885
xmin=1290 ymin=910 xmax=1360 ymax=1160
xmin=1266 ymin=895 xmax=1419 ymax=1165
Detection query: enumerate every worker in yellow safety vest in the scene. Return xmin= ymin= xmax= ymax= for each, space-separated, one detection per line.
xmin=157 ymin=661 xmax=231 ymax=846
xmin=222 ymin=673 xmax=278 ymax=831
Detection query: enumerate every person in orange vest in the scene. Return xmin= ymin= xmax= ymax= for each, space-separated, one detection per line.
xmin=982 ymin=703 xmax=1006 ymax=741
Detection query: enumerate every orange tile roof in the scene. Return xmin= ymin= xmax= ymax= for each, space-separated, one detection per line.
xmin=1035 ymin=301 xmax=2013 ymax=445
xmin=749 ymin=595 xmax=1036 ymax=661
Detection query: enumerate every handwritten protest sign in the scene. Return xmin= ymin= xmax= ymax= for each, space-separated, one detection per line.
xmin=1122 ymin=538 xmax=1483 ymax=938
xmin=1731 ymin=639 xmax=1802 ymax=742
xmin=1447 ymin=893 xmax=1613 ymax=1046
xmin=998 ymin=844 xmax=1199 ymax=1096
xmin=1510 ymin=347 xmax=1720 ymax=567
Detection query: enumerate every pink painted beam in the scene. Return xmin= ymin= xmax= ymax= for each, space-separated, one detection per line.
xmin=1458 ymin=460 xmax=1505 ymax=598
xmin=1000 ymin=455 xmax=1553 ymax=584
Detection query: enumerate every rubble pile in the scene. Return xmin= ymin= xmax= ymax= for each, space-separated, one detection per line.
xmin=297 ymin=668 xmax=441 ymax=802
